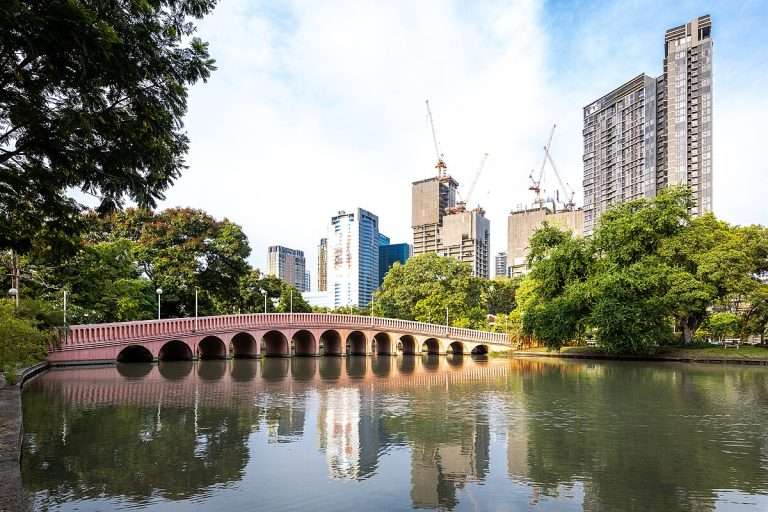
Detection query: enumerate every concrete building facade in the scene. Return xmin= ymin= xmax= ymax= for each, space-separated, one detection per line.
xmin=659 ymin=14 xmax=713 ymax=216
xmin=411 ymin=176 xmax=458 ymax=255
xmin=411 ymin=174 xmax=490 ymax=278
xmin=583 ymin=15 xmax=713 ymax=235
xmin=317 ymin=238 xmax=328 ymax=292
xmin=439 ymin=208 xmax=491 ymax=279
xmin=507 ymin=208 xmax=584 ymax=277
xmin=494 ymin=252 xmax=508 ymax=278
xmin=328 ymin=208 xmax=380 ymax=308
xmin=267 ymin=245 xmax=307 ymax=292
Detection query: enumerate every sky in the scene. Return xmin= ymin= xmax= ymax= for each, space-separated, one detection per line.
xmin=158 ymin=0 xmax=768 ymax=281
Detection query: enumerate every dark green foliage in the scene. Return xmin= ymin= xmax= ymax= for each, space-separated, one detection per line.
xmin=1 ymin=0 xmax=217 ymax=253
xmin=521 ymin=188 xmax=768 ymax=353
xmin=372 ymin=253 xmax=490 ymax=329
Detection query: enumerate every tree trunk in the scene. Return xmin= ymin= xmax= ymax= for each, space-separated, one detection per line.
xmin=679 ymin=316 xmax=698 ymax=344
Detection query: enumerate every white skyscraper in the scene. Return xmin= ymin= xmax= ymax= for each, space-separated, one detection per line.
xmin=327 ymin=208 xmax=380 ymax=308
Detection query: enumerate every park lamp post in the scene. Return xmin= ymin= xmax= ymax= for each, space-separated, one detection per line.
xmin=260 ymin=288 xmax=267 ymax=314
xmin=156 ymin=287 xmax=163 ymax=320
xmin=194 ymin=288 xmax=198 ymax=331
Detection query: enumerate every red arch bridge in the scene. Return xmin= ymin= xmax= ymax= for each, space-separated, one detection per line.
xmin=49 ymin=313 xmax=516 ymax=364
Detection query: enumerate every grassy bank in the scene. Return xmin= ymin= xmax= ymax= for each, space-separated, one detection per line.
xmin=515 ymin=344 xmax=768 ymax=362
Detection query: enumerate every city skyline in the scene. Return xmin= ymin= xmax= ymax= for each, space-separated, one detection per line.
xmin=146 ymin=2 xmax=766 ymax=274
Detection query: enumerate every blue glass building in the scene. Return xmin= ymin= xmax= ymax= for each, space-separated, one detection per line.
xmin=378 ymin=242 xmax=411 ymax=286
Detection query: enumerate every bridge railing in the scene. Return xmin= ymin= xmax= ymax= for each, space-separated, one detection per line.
xmin=57 ymin=313 xmax=511 ymax=348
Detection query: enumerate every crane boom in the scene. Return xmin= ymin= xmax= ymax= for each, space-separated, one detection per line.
xmin=425 ymin=99 xmax=446 ymax=176
xmin=544 ymin=147 xmax=575 ymax=210
xmin=529 ymin=124 xmax=556 ymax=206
xmin=465 ymin=152 xmax=488 ymax=206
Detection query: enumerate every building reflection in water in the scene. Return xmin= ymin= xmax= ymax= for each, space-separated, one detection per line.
xmin=22 ymin=356 xmax=768 ymax=511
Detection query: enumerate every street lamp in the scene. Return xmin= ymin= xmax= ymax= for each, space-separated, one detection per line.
xmin=194 ymin=288 xmax=198 ymax=331
xmin=260 ymin=288 xmax=267 ymax=313
xmin=8 ymin=287 xmax=18 ymax=308
xmin=156 ymin=287 xmax=163 ymax=320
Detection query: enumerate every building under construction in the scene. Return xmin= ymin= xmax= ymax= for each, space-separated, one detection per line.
xmin=507 ymin=206 xmax=583 ymax=277
xmin=506 ymin=123 xmax=583 ymax=277
xmin=411 ymin=174 xmax=491 ymax=279
xmin=411 ymin=100 xmax=491 ymax=278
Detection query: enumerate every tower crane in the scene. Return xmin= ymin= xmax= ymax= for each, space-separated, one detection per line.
xmin=544 ymin=146 xmax=576 ymax=211
xmin=464 ymin=152 xmax=489 ymax=207
xmin=529 ymin=124 xmax=576 ymax=211
xmin=529 ymin=124 xmax=556 ymax=207
xmin=425 ymin=99 xmax=447 ymax=177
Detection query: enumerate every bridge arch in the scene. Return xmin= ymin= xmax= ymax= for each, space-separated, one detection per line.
xmin=471 ymin=344 xmax=489 ymax=355
xmin=292 ymin=330 xmax=317 ymax=356
xmin=372 ymin=332 xmax=393 ymax=355
xmin=158 ymin=340 xmax=193 ymax=361
xmin=262 ymin=330 xmax=289 ymax=357
xmin=346 ymin=331 xmax=367 ymax=355
xmin=198 ymin=336 xmax=227 ymax=360
xmin=399 ymin=335 xmax=417 ymax=355
xmin=117 ymin=345 xmax=153 ymax=363
xmin=422 ymin=338 xmax=442 ymax=355
xmin=320 ymin=330 xmax=342 ymax=355
xmin=447 ymin=341 xmax=464 ymax=355
xmin=231 ymin=332 xmax=258 ymax=358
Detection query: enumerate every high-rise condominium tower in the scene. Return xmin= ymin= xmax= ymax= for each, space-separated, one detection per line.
xmin=317 ymin=238 xmax=328 ymax=292
xmin=583 ymin=15 xmax=712 ymax=235
xmin=267 ymin=246 xmax=307 ymax=292
xmin=327 ymin=208 xmax=380 ymax=308
xmin=494 ymin=252 xmax=507 ymax=278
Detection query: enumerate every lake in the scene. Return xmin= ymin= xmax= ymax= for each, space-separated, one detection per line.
xmin=21 ymin=356 xmax=768 ymax=511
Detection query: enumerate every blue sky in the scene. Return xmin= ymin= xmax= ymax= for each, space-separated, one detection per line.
xmin=159 ymin=0 xmax=768 ymax=277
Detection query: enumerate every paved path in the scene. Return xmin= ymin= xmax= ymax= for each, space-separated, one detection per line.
xmin=0 ymin=377 xmax=26 ymax=512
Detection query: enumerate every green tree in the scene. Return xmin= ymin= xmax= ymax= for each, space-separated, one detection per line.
xmin=372 ymin=253 xmax=487 ymax=329
xmin=58 ymin=239 xmax=154 ymax=323
xmin=484 ymin=277 xmax=520 ymax=315
xmin=88 ymin=208 xmax=251 ymax=318
xmin=707 ymin=312 xmax=740 ymax=342
xmin=521 ymin=188 xmax=767 ymax=353
xmin=0 ymin=299 xmax=55 ymax=380
xmin=1 ymin=0 xmax=217 ymax=254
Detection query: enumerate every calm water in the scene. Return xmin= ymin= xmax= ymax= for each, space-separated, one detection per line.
xmin=21 ymin=356 xmax=768 ymax=511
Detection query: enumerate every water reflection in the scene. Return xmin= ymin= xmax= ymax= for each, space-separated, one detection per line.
xmin=21 ymin=357 xmax=768 ymax=511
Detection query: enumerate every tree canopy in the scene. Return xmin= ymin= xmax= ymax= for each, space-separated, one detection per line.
xmin=371 ymin=253 xmax=519 ymax=329
xmin=521 ymin=188 xmax=768 ymax=353
xmin=0 ymin=0 xmax=217 ymax=254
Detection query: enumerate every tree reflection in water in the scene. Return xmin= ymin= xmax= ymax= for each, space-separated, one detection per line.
xmin=21 ymin=357 xmax=768 ymax=511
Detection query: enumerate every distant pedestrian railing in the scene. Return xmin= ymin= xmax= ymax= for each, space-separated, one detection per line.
xmin=55 ymin=313 xmax=512 ymax=349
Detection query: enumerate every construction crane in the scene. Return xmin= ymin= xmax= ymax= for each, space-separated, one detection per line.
xmin=529 ymin=124 xmax=556 ymax=207
xmin=464 ymin=152 xmax=489 ymax=207
xmin=544 ymin=147 xmax=576 ymax=210
xmin=528 ymin=124 xmax=575 ymax=211
xmin=425 ymin=99 xmax=447 ymax=177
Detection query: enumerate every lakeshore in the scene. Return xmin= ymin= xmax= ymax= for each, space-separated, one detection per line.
xmin=512 ymin=345 xmax=768 ymax=364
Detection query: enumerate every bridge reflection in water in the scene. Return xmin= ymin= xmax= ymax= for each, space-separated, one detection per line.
xmin=21 ymin=357 xmax=768 ymax=511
